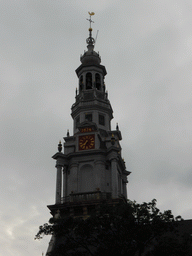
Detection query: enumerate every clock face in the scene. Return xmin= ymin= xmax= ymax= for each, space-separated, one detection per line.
xmin=79 ymin=134 xmax=95 ymax=150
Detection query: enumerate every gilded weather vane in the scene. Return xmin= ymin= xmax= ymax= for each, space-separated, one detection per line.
xmin=87 ymin=12 xmax=95 ymax=29
xmin=86 ymin=12 xmax=95 ymax=46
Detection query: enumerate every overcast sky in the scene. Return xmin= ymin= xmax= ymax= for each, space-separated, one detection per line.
xmin=1 ymin=1 xmax=192 ymax=255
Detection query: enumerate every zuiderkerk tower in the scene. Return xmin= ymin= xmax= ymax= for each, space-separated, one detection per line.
xmin=46 ymin=13 xmax=130 ymax=255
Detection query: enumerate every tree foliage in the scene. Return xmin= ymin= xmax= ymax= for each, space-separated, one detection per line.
xmin=35 ymin=199 xmax=191 ymax=256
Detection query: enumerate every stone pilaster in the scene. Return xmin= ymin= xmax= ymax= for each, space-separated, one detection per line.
xmin=111 ymin=158 xmax=118 ymax=198
xmin=62 ymin=166 xmax=67 ymax=202
xmin=55 ymin=165 xmax=62 ymax=204
xmin=123 ymin=180 xmax=127 ymax=199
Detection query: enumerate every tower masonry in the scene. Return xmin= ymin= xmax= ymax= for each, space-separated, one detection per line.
xmin=47 ymin=14 xmax=131 ymax=221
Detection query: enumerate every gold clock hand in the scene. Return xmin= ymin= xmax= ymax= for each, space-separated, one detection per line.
xmin=82 ymin=140 xmax=88 ymax=146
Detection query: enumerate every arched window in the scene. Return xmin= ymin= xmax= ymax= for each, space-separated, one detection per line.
xmin=95 ymin=73 xmax=101 ymax=90
xmin=99 ymin=114 xmax=105 ymax=126
xmin=79 ymin=76 xmax=83 ymax=91
xmin=86 ymin=73 xmax=92 ymax=89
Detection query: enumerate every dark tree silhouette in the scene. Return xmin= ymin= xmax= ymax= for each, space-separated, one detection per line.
xmin=35 ymin=199 xmax=192 ymax=256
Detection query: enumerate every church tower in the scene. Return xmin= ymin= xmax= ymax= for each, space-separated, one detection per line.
xmin=47 ymin=13 xmax=130 ymax=226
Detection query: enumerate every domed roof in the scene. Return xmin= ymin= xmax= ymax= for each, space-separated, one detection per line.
xmin=80 ymin=44 xmax=101 ymax=66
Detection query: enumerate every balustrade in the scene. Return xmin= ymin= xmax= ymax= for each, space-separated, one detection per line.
xmin=61 ymin=191 xmax=111 ymax=203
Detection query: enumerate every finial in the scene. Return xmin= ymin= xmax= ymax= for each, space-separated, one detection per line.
xmin=105 ymin=90 xmax=108 ymax=99
xmin=58 ymin=141 xmax=62 ymax=152
xmin=54 ymin=209 xmax=61 ymax=219
xmin=111 ymin=134 xmax=115 ymax=145
xmin=86 ymin=12 xmax=95 ymax=46
xmin=67 ymin=129 xmax=69 ymax=137
xmin=116 ymin=123 xmax=119 ymax=130
xmin=103 ymin=83 xmax=106 ymax=92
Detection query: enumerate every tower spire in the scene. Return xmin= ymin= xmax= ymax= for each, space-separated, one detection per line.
xmin=86 ymin=12 xmax=95 ymax=47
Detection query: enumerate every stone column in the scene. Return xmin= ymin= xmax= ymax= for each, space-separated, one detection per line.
xmin=62 ymin=166 xmax=67 ymax=202
xmin=122 ymin=180 xmax=127 ymax=199
xmin=111 ymin=158 xmax=118 ymax=198
xmin=55 ymin=165 xmax=62 ymax=204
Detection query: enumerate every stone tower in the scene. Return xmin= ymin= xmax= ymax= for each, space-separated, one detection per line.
xmin=46 ymin=13 xmax=130 ymax=255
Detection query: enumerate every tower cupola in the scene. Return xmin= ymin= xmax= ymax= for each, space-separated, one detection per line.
xmin=75 ymin=13 xmax=106 ymax=95
xmin=80 ymin=26 xmax=101 ymax=66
